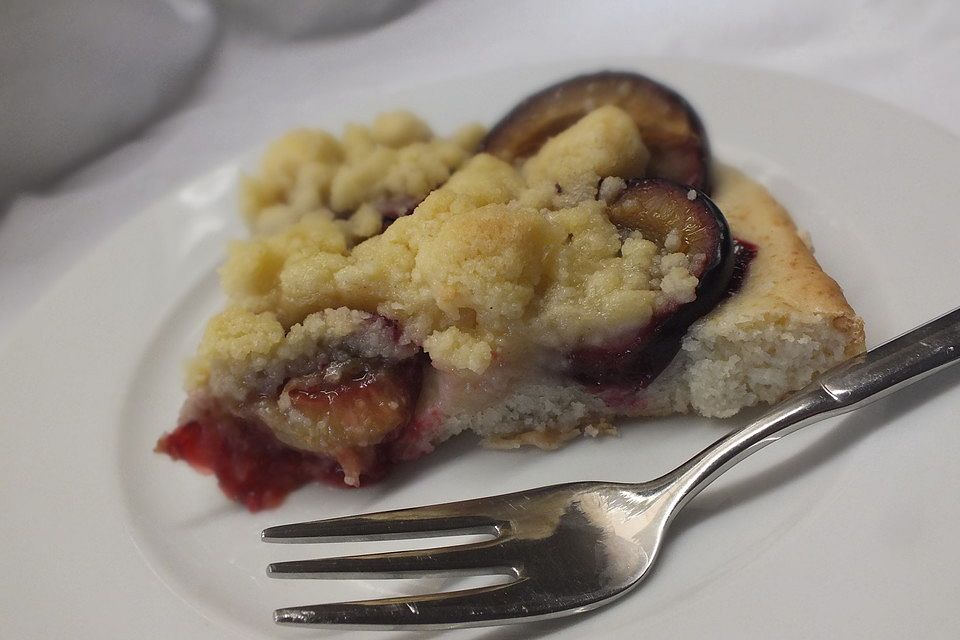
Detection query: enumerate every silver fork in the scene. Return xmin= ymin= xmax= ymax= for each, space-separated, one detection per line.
xmin=263 ymin=306 xmax=960 ymax=630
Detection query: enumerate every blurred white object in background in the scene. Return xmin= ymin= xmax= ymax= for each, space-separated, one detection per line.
xmin=0 ymin=0 xmax=423 ymax=203
xmin=219 ymin=0 xmax=420 ymax=38
xmin=0 ymin=0 xmax=217 ymax=201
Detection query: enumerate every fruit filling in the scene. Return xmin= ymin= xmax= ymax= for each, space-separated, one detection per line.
xmin=157 ymin=414 xmax=353 ymax=512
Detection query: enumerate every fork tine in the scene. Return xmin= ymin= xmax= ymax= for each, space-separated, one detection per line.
xmin=262 ymin=503 xmax=504 ymax=543
xmin=267 ymin=539 xmax=516 ymax=579
xmin=273 ymin=579 xmax=550 ymax=629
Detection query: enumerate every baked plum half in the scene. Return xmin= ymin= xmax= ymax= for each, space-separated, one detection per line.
xmin=483 ymin=71 xmax=712 ymax=192
xmin=568 ymin=179 xmax=734 ymax=385
xmin=283 ymin=357 xmax=423 ymax=447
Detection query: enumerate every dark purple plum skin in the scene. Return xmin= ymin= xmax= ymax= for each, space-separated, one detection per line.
xmin=566 ymin=180 xmax=736 ymax=386
xmin=482 ymin=71 xmax=712 ymax=194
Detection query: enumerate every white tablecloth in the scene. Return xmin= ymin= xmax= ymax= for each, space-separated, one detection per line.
xmin=2 ymin=0 xmax=958 ymax=339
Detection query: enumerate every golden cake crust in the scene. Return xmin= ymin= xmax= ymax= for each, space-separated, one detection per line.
xmin=710 ymin=165 xmax=865 ymax=357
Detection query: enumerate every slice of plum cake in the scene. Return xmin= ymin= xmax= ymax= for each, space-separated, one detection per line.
xmin=158 ymin=72 xmax=864 ymax=510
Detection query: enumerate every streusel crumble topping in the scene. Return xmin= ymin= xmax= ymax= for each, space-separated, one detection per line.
xmin=240 ymin=111 xmax=485 ymax=235
xmin=197 ymin=106 xmax=697 ymax=388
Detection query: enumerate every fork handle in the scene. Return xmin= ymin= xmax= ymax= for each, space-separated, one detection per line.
xmin=664 ymin=305 xmax=960 ymax=515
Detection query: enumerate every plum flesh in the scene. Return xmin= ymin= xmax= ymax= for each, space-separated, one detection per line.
xmin=483 ymin=71 xmax=712 ymax=192
xmin=567 ymin=179 xmax=734 ymax=385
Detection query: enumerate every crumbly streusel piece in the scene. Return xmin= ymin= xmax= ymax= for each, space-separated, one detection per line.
xmin=240 ymin=111 xmax=485 ymax=235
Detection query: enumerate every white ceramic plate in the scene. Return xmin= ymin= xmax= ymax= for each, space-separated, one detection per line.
xmin=2 ymin=60 xmax=959 ymax=639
